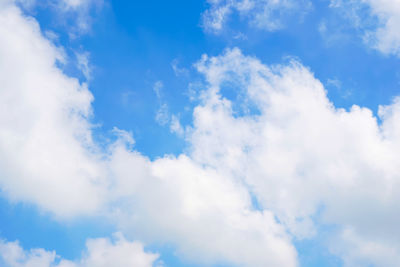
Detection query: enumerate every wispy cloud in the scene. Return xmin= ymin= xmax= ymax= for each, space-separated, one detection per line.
xmin=202 ymin=0 xmax=312 ymax=33
xmin=330 ymin=0 xmax=400 ymax=56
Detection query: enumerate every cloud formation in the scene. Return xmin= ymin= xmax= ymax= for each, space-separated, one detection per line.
xmin=0 ymin=1 xmax=106 ymax=217
xmin=192 ymin=48 xmax=400 ymax=266
xmin=0 ymin=233 xmax=159 ymax=267
xmin=331 ymin=0 xmax=400 ymax=56
xmin=0 ymin=3 xmax=297 ymax=266
xmin=2 ymin=1 xmax=400 ymax=266
xmin=202 ymin=0 xmax=311 ymax=33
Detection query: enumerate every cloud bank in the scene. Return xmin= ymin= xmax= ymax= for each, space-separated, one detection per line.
xmin=1 ymin=1 xmax=400 ymax=266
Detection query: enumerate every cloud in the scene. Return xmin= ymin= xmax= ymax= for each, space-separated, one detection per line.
xmin=202 ymin=0 xmax=312 ymax=33
xmin=0 ymin=1 xmax=106 ymax=217
xmin=330 ymin=227 xmax=400 ymax=267
xmin=171 ymin=58 xmax=189 ymax=77
xmin=153 ymin=81 xmax=170 ymax=126
xmin=153 ymin=81 xmax=184 ymax=136
xmin=170 ymin=115 xmax=185 ymax=136
xmin=330 ymin=0 xmax=400 ymax=56
xmin=0 ymin=233 xmax=160 ymax=267
xmin=3 ymin=1 xmax=400 ymax=266
xmin=107 ymin=152 xmax=297 ymax=266
xmin=192 ymin=47 xmax=400 ymax=266
xmin=75 ymin=51 xmax=92 ymax=81
xmin=0 ymin=3 xmax=297 ymax=266
xmin=58 ymin=0 xmax=104 ymax=36
xmin=11 ymin=0 xmax=103 ymax=37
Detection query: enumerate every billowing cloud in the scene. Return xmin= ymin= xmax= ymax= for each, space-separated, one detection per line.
xmin=2 ymin=1 xmax=400 ymax=266
xmin=107 ymin=151 xmax=297 ymax=266
xmin=0 ymin=2 xmax=298 ymax=266
xmin=0 ymin=233 xmax=159 ymax=267
xmin=0 ymin=1 xmax=107 ymax=217
xmin=202 ymin=0 xmax=312 ymax=33
xmin=192 ymin=48 xmax=400 ymax=266
xmin=330 ymin=0 xmax=400 ymax=56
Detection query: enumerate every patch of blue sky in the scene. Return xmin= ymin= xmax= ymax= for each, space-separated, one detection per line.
xmin=294 ymin=204 xmax=345 ymax=267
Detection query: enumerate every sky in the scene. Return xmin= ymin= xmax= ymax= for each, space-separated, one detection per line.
xmin=1 ymin=0 xmax=400 ymax=266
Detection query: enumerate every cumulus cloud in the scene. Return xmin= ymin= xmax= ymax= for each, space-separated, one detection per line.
xmin=0 ymin=3 xmax=297 ymax=266
xmin=330 ymin=0 xmax=400 ymax=56
xmin=3 ymin=1 xmax=400 ymax=266
xmin=0 ymin=233 xmax=159 ymax=267
xmin=202 ymin=0 xmax=312 ymax=33
xmin=107 ymin=151 xmax=297 ymax=266
xmin=0 ymin=1 xmax=106 ymax=217
xmin=192 ymin=48 xmax=400 ymax=266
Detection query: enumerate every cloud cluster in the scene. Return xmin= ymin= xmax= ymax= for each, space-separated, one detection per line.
xmin=193 ymin=48 xmax=400 ymax=266
xmin=330 ymin=0 xmax=400 ymax=56
xmin=0 ymin=3 xmax=297 ymax=266
xmin=0 ymin=1 xmax=107 ymax=217
xmin=202 ymin=0 xmax=311 ymax=33
xmin=2 ymin=1 xmax=400 ymax=266
xmin=0 ymin=233 xmax=159 ymax=267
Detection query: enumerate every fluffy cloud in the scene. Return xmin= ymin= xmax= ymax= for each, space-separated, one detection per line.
xmin=0 ymin=233 xmax=159 ymax=267
xmin=330 ymin=0 xmax=400 ymax=56
xmin=202 ymin=0 xmax=311 ymax=33
xmin=3 ymin=1 xmax=400 ymax=266
xmin=0 ymin=2 xmax=297 ymax=266
xmin=0 ymin=1 xmax=107 ymax=217
xmin=107 ymin=151 xmax=297 ymax=266
xmin=192 ymin=48 xmax=400 ymax=266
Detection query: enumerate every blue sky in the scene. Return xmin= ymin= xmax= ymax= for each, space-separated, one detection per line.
xmin=1 ymin=0 xmax=400 ymax=266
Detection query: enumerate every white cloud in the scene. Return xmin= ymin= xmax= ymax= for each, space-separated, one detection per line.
xmin=330 ymin=0 xmax=400 ymax=56
xmin=0 ymin=233 xmax=159 ymax=267
xmin=57 ymin=0 xmax=104 ymax=37
xmin=153 ymin=81 xmax=170 ymax=126
xmin=75 ymin=51 xmax=92 ymax=81
xmin=107 ymin=151 xmax=297 ymax=267
xmin=10 ymin=0 xmax=103 ymax=36
xmin=327 ymin=78 xmax=342 ymax=89
xmin=155 ymin=103 xmax=169 ymax=126
xmin=3 ymin=1 xmax=400 ymax=266
xmin=191 ymin=47 xmax=400 ymax=265
xmin=170 ymin=115 xmax=184 ymax=136
xmin=202 ymin=0 xmax=312 ymax=33
xmin=0 ymin=1 xmax=106 ymax=217
xmin=171 ymin=58 xmax=189 ymax=77
xmin=62 ymin=0 xmax=86 ymax=9
xmin=0 ymin=240 xmax=56 ymax=267
xmin=0 ymin=3 xmax=298 ymax=266
xmin=330 ymin=227 xmax=400 ymax=267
